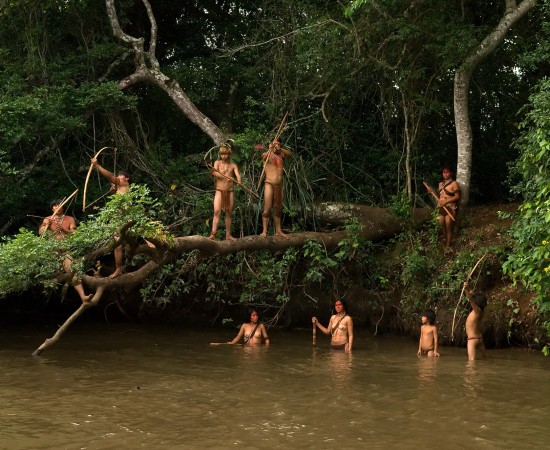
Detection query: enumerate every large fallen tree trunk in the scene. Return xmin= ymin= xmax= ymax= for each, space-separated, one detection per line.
xmin=32 ymin=206 xmax=431 ymax=355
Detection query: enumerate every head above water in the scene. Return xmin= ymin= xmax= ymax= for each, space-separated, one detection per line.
xmin=248 ymin=307 xmax=260 ymax=322
xmin=421 ymin=309 xmax=436 ymax=325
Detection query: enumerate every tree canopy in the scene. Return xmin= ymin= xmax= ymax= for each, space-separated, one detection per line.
xmin=1 ymin=0 xmax=549 ymax=352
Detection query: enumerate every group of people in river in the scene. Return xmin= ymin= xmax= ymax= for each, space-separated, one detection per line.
xmin=417 ymin=280 xmax=486 ymax=360
xmin=39 ymin=138 xmax=471 ymax=355
xmin=223 ymin=289 xmax=486 ymax=360
xmin=214 ymin=299 xmax=354 ymax=353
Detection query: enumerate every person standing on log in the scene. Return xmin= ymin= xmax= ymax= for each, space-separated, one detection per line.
xmin=209 ymin=144 xmax=241 ymax=241
xmin=438 ymin=166 xmax=460 ymax=252
xmin=259 ymin=139 xmax=292 ymax=239
xmin=91 ymin=157 xmax=130 ymax=278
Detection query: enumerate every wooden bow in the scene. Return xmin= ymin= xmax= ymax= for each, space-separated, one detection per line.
xmin=422 ymin=181 xmax=455 ymax=221
xmin=256 ymin=112 xmax=288 ymax=191
xmin=451 ymin=252 xmax=488 ymax=341
xmin=82 ymin=147 xmax=116 ymax=212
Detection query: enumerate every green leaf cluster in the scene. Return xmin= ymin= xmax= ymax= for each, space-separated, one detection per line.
xmin=504 ymin=78 xmax=550 ymax=322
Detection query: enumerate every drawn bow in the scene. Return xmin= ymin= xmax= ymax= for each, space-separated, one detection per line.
xmin=82 ymin=147 xmax=117 ymax=212
xmin=451 ymin=252 xmax=488 ymax=341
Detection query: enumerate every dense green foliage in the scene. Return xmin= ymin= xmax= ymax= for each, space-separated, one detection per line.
xmin=0 ymin=0 xmax=549 ymax=346
xmin=0 ymin=185 xmax=170 ymax=297
xmin=503 ymin=78 xmax=550 ymax=353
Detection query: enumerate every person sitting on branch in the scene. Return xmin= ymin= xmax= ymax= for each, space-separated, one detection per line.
xmin=39 ymin=200 xmax=93 ymax=303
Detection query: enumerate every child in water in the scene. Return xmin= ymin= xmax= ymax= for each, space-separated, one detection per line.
xmin=417 ymin=309 xmax=440 ymax=357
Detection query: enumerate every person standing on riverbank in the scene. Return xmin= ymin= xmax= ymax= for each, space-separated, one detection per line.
xmin=464 ymin=281 xmax=487 ymax=360
xmin=312 ymin=299 xmax=353 ymax=352
xmin=438 ymin=166 xmax=460 ymax=253
xmin=417 ymin=309 xmax=440 ymax=357
xmin=227 ymin=308 xmax=270 ymax=346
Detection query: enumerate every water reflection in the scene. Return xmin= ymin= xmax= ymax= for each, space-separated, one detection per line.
xmin=416 ymin=356 xmax=438 ymax=383
xmin=327 ymin=349 xmax=353 ymax=384
xmin=463 ymin=360 xmax=485 ymax=398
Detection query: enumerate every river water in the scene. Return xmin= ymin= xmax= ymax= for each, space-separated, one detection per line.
xmin=0 ymin=323 xmax=548 ymax=449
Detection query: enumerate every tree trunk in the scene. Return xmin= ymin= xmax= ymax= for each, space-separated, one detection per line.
xmin=454 ymin=0 xmax=536 ymax=222
xmin=104 ymin=0 xmax=226 ymax=145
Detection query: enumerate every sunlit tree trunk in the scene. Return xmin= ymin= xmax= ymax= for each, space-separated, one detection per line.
xmin=454 ymin=0 xmax=536 ymax=221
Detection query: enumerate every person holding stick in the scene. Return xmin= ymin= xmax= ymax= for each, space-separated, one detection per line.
xmin=312 ymin=299 xmax=353 ymax=352
xmin=437 ymin=166 xmax=460 ymax=252
xmin=209 ymin=144 xmax=242 ymax=241
xmin=39 ymin=199 xmax=93 ymax=303
xmin=259 ymin=139 xmax=292 ymax=238
xmin=224 ymin=308 xmax=270 ymax=347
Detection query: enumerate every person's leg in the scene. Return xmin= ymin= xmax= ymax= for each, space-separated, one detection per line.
xmin=110 ymin=245 xmax=123 ymax=278
xmin=225 ymin=192 xmax=236 ymax=240
xmin=63 ymin=257 xmax=92 ymax=302
xmin=273 ymin=186 xmax=289 ymax=239
xmin=467 ymin=339 xmax=477 ymax=361
xmin=444 ymin=215 xmax=454 ymax=250
xmin=260 ymin=183 xmax=274 ymax=237
xmin=210 ymin=190 xmax=222 ymax=239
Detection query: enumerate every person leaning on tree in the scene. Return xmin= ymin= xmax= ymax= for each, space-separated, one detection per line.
xmin=438 ymin=165 xmax=460 ymax=252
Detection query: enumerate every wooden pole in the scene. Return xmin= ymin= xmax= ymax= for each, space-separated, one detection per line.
xmin=313 ymin=322 xmax=317 ymax=347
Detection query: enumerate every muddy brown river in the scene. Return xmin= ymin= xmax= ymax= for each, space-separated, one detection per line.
xmin=1 ymin=323 xmax=548 ymax=449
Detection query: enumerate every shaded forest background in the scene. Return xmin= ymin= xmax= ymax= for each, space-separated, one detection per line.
xmin=1 ymin=0 xmax=549 ymax=353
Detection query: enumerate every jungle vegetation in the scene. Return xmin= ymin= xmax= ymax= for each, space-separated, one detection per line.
xmin=0 ymin=0 xmax=549 ymax=354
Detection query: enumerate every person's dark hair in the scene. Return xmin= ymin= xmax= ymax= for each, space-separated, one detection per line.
xmin=334 ymin=299 xmax=348 ymax=313
xmin=442 ymin=165 xmax=453 ymax=174
xmin=118 ymin=170 xmax=130 ymax=181
xmin=422 ymin=309 xmax=436 ymax=325
xmin=473 ymin=293 xmax=487 ymax=311
xmin=50 ymin=199 xmax=64 ymax=209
